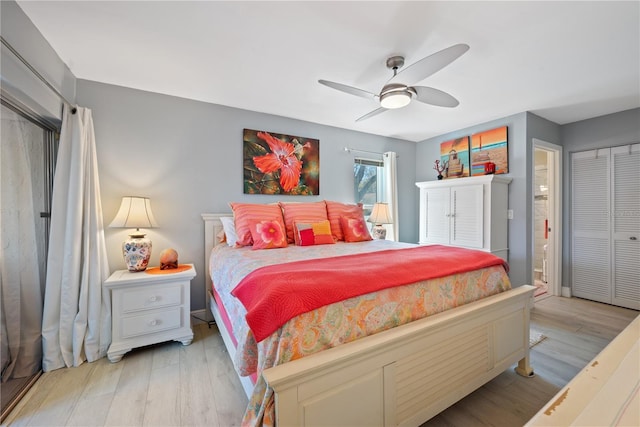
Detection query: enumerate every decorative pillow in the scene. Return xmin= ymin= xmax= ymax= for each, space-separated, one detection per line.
xmin=230 ymin=202 xmax=286 ymax=246
xmin=325 ymin=200 xmax=365 ymax=241
xmin=294 ymin=220 xmax=335 ymax=246
xmin=279 ymin=201 xmax=328 ymax=243
xmin=249 ymin=219 xmax=288 ymax=250
xmin=340 ymin=216 xmax=373 ymax=242
xmin=219 ymin=216 xmax=238 ymax=247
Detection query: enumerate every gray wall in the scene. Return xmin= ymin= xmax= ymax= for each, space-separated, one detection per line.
xmin=76 ymin=80 xmax=417 ymax=311
xmin=5 ymin=0 xmax=637 ymax=310
xmin=415 ymin=112 xmax=561 ymax=287
xmin=560 ymin=108 xmax=640 ymax=288
xmin=0 ymin=0 xmax=76 ymax=123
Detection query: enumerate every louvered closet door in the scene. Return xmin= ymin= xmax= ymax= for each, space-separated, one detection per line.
xmin=571 ymin=149 xmax=611 ymax=303
xmin=450 ymin=184 xmax=483 ymax=249
xmin=611 ymin=144 xmax=640 ymax=309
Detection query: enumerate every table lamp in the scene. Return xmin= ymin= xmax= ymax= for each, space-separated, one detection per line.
xmin=109 ymin=196 xmax=158 ymax=272
xmin=368 ymin=202 xmax=392 ymax=240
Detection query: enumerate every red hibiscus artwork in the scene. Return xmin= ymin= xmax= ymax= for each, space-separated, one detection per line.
xmin=243 ymin=129 xmax=319 ymax=195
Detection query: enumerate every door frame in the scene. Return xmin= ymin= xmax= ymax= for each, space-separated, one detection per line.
xmin=532 ymin=139 xmax=563 ymax=297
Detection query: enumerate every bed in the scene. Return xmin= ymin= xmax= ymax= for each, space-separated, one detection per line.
xmin=202 ymin=210 xmax=534 ymax=426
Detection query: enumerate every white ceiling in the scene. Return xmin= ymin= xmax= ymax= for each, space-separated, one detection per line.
xmin=17 ymin=1 xmax=640 ymax=142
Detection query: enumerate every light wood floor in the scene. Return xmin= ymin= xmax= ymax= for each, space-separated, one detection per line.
xmin=3 ymin=296 xmax=637 ymax=427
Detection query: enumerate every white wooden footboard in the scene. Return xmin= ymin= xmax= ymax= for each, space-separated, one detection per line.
xmin=263 ymin=285 xmax=535 ymax=427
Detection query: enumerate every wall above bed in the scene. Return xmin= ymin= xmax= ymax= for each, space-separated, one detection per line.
xmin=77 ymin=79 xmax=417 ymax=312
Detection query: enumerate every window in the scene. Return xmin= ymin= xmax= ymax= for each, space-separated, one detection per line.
xmin=354 ymin=158 xmax=385 ymax=216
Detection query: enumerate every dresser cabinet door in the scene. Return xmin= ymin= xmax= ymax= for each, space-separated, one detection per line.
xmin=450 ymin=184 xmax=484 ymax=249
xmin=423 ymin=187 xmax=450 ymax=245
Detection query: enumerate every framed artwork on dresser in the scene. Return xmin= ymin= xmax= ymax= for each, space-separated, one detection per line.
xmin=440 ymin=136 xmax=470 ymax=178
xmin=243 ymin=129 xmax=320 ymax=195
xmin=471 ymin=126 xmax=509 ymax=176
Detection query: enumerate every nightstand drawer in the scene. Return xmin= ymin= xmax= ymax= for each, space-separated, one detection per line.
xmin=122 ymin=285 xmax=182 ymax=313
xmin=121 ymin=307 xmax=182 ymax=338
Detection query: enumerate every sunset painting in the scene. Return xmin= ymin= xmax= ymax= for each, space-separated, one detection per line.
xmin=470 ymin=126 xmax=508 ymax=176
xmin=440 ymin=136 xmax=470 ymax=178
xmin=243 ymin=129 xmax=319 ymax=195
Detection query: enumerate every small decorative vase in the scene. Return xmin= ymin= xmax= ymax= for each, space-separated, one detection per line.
xmin=123 ymin=233 xmax=152 ymax=272
xmin=437 ymin=174 xmax=444 ymax=180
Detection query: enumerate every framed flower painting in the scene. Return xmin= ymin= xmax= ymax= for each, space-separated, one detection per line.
xmin=243 ymin=129 xmax=319 ymax=195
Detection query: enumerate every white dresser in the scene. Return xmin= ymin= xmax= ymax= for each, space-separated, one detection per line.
xmin=416 ymin=175 xmax=512 ymax=259
xmin=104 ymin=264 xmax=196 ymax=362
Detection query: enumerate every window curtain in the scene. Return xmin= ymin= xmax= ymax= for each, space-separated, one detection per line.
xmin=41 ymin=106 xmax=111 ymax=371
xmin=0 ymin=106 xmax=43 ymax=380
xmin=383 ymin=151 xmax=399 ymax=241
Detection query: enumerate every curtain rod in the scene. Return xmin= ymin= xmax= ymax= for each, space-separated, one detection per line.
xmin=344 ymin=147 xmax=399 ymax=158
xmin=1 ymin=36 xmax=76 ymax=114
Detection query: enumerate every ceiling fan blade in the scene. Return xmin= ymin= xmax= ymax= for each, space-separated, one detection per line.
xmin=318 ymin=80 xmax=377 ymax=100
xmin=355 ymin=107 xmax=388 ymax=122
xmin=412 ymin=86 xmax=460 ymax=108
xmin=389 ymin=43 xmax=469 ymax=85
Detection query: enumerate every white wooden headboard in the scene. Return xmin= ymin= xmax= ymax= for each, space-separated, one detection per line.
xmin=201 ymin=213 xmax=231 ymax=314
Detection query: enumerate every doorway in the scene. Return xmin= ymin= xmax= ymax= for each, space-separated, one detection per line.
xmin=1 ymin=101 xmax=57 ymax=421
xmin=532 ymin=140 xmax=562 ymax=298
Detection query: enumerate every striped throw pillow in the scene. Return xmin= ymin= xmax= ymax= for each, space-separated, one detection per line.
xmin=230 ymin=202 xmax=286 ymax=246
xmin=279 ymin=201 xmax=328 ymax=243
xmin=325 ymin=200 xmax=364 ymax=241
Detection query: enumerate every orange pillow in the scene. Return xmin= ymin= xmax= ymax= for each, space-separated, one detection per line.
xmin=325 ymin=200 xmax=364 ymax=241
xmin=294 ymin=220 xmax=335 ymax=246
xmin=230 ymin=202 xmax=286 ymax=246
xmin=340 ymin=216 xmax=372 ymax=242
xmin=249 ymin=219 xmax=288 ymax=250
xmin=279 ymin=201 xmax=328 ymax=243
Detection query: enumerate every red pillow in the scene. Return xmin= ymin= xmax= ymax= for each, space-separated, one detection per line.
xmin=279 ymin=201 xmax=328 ymax=243
xmin=340 ymin=216 xmax=372 ymax=242
xmin=294 ymin=220 xmax=335 ymax=246
xmin=230 ymin=202 xmax=285 ymax=246
xmin=325 ymin=200 xmax=364 ymax=241
xmin=249 ymin=219 xmax=288 ymax=250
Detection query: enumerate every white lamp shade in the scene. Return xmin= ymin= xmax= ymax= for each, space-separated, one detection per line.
xmin=109 ymin=196 xmax=158 ymax=229
xmin=368 ymin=202 xmax=392 ymax=225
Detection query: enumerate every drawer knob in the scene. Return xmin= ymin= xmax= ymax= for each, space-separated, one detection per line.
xmin=149 ymin=296 xmax=159 ymax=302
xmin=149 ymin=319 xmax=161 ymax=326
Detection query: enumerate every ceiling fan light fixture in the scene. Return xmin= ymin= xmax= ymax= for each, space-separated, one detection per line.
xmin=380 ymin=91 xmax=411 ymax=109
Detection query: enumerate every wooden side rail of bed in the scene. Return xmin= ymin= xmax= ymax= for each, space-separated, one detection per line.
xmin=202 ymin=213 xmax=535 ymax=426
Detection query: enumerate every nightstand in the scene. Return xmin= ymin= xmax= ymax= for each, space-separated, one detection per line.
xmin=104 ymin=264 xmax=196 ymax=362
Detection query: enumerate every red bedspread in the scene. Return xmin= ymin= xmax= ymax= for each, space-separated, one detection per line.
xmin=231 ymin=244 xmax=508 ymax=342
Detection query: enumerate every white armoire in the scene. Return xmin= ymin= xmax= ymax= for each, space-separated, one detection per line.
xmin=571 ymin=144 xmax=639 ymax=310
xmin=416 ymin=175 xmax=512 ymax=260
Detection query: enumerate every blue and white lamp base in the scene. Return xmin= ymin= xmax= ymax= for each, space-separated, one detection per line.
xmin=372 ymin=225 xmax=387 ymax=240
xmin=123 ymin=233 xmax=152 ymax=272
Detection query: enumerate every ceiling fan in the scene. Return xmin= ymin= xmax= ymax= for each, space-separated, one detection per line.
xmin=318 ymin=43 xmax=469 ymax=122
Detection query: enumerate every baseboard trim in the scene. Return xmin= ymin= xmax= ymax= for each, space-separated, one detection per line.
xmin=561 ymin=286 xmax=571 ymax=298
